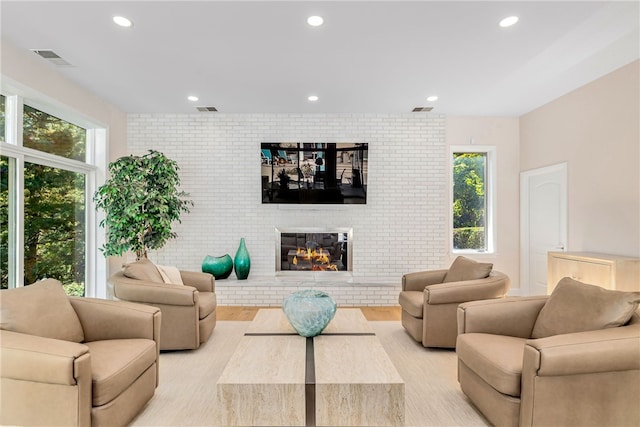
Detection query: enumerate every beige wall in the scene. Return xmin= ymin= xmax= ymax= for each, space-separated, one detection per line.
xmin=446 ymin=117 xmax=521 ymax=290
xmin=1 ymin=39 xmax=127 ymax=161
xmin=520 ymin=60 xmax=640 ymax=258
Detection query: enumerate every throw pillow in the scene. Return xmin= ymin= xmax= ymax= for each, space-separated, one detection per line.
xmin=531 ymin=277 xmax=640 ymax=339
xmin=0 ymin=278 xmax=85 ymax=342
xmin=443 ymin=256 xmax=493 ymax=283
xmin=156 ymin=265 xmax=184 ymax=285
xmin=122 ymin=258 xmax=164 ymax=283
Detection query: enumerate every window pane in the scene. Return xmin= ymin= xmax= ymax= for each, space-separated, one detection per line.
xmin=453 ymin=153 xmax=487 ymax=251
xmin=24 ymin=161 xmax=85 ymax=295
xmin=0 ymin=156 xmax=9 ymax=289
xmin=0 ymin=95 xmax=5 ymax=142
xmin=23 ymin=105 xmax=86 ymax=162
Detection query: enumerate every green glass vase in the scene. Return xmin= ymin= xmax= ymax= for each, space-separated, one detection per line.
xmin=202 ymin=254 xmax=233 ymax=279
xmin=234 ymin=238 xmax=251 ymax=280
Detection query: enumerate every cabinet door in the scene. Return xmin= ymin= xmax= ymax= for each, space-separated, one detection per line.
xmin=550 ymin=257 xmax=613 ymax=290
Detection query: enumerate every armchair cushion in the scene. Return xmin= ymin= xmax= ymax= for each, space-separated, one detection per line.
xmin=0 ymin=279 xmax=84 ymax=343
xmin=198 ymin=292 xmax=218 ymax=320
xmin=123 ymin=258 xmax=164 ymax=283
xmin=532 ymin=278 xmax=640 ymax=338
xmin=443 ymin=256 xmax=492 ymax=283
xmin=398 ymin=291 xmax=423 ymax=318
xmin=456 ymin=333 xmax=528 ymax=397
xmin=85 ymin=338 xmax=157 ymax=406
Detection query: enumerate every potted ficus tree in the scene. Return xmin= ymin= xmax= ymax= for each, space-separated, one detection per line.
xmin=94 ymin=150 xmax=193 ymax=260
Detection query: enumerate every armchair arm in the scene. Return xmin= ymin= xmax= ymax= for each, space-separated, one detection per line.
xmin=425 ymin=272 xmax=510 ymax=305
xmin=520 ymin=324 xmax=640 ymax=426
xmin=457 ymin=296 xmax=548 ymax=338
xmin=524 ymin=324 xmax=640 ymax=376
xmin=0 ymin=330 xmax=90 ymax=385
xmin=180 ymin=270 xmax=215 ymax=293
xmin=69 ymin=297 xmax=161 ymax=343
xmin=1 ymin=330 xmax=93 ymax=426
xmin=111 ymin=272 xmax=198 ymax=306
xmin=402 ymin=269 xmax=447 ymax=291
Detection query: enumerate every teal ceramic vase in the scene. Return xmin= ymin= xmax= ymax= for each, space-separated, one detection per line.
xmin=202 ymin=254 xmax=233 ymax=279
xmin=282 ymin=289 xmax=337 ymax=337
xmin=234 ymin=238 xmax=251 ymax=280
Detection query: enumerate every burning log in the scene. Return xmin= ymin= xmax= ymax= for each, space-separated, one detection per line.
xmin=290 ymin=247 xmax=337 ymax=271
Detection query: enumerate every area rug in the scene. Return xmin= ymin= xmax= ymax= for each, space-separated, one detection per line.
xmin=130 ymin=321 xmax=489 ymax=426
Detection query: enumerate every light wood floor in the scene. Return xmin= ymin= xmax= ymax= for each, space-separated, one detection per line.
xmin=217 ymin=305 xmax=401 ymax=321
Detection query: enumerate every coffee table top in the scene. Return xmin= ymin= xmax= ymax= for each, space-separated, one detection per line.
xmin=314 ymin=335 xmax=404 ymax=385
xmin=245 ymin=308 xmax=374 ymax=335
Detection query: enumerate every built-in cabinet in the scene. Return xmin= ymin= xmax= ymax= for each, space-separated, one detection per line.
xmin=547 ymin=252 xmax=640 ymax=293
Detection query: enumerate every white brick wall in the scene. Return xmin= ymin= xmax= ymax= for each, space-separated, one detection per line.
xmin=127 ymin=113 xmax=446 ymax=305
xmin=213 ymin=277 xmax=402 ymax=306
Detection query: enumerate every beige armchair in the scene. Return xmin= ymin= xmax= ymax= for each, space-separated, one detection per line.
xmin=456 ymin=278 xmax=640 ymax=427
xmin=1 ymin=279 xmax=161 ymax=427
xmin=399 ymin=256 xmax=510 ymax=348
xmin=110 ymin=259 xmax=217 ymax=350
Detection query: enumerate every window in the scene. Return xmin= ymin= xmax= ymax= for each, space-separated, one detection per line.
xmin=0 ymin=95 xmax=5 ymax=142
xmin=1 ymin=92 xmax=103 ymax=296
xmin=24 ymin=162 xmax=86 ymax=294
xmin=23 ymin=105 xmax=86 ymax=161
xmin=451 ymin=146 xmax=495 ymax=253
xmin=1 ymin=155 xmax=9 ymax=289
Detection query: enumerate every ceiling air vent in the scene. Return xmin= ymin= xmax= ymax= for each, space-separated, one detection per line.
xmin=31 ymin=49 xmax=72 ymax=66
xmin=196 ymin=106 xmax=218 ymax=112
xmin=412 ymin=107 xmax=433 ymax=112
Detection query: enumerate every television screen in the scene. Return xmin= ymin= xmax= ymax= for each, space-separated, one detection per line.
xmin=261 ymin=143 xmax=368 ymax=204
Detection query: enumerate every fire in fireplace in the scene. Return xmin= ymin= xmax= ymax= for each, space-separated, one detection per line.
xmin=275 ymin=228 xmax=352 ymax=273
xmin=291 ymin=247 xmax=338 ymax=271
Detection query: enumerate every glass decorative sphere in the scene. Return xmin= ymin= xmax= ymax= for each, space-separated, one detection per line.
xmin=282 ymin=289 xmax=337 ymax=337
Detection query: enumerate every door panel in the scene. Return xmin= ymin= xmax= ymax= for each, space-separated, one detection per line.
xmin=520 ymin=164 xmax=567 ymax=295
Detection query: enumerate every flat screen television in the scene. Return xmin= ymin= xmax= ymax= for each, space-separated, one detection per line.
xmin=261 ymin=143 xmax=368 ymax=204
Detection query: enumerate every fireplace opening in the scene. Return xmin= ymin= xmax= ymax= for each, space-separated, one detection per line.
xmin=276 ymin=228 xmax=352 ymax=273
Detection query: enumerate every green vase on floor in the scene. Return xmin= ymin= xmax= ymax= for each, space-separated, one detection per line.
xmin=202 ymin=254 xmax=233 ymax=279
xmin=234 ymin=238 xmax=251 ymax=280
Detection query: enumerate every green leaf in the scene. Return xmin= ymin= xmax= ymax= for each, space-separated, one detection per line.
xmin=94 ymin=151 xmax=192 ymax=259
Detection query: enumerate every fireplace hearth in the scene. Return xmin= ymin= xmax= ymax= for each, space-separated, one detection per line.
xmin=275 ymin=228 xmax=352 ymax=273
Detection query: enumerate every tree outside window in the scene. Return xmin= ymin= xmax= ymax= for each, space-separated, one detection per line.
xmin=453 ymin=152 xmax=488 ymax=251
xmin=1 ymin=102 xmax=88 ymax=295
xmin=1 ymin=156 xmax=8 ymax=290
xmin=0 ymin=95 xmax=5 ymax=142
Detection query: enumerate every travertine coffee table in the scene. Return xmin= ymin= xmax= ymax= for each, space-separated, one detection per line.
xmin=216 ymin=308 xmax=405 ymax=426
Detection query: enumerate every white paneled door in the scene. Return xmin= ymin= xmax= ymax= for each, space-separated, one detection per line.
xmin=520 ymin=163 xmax=567 ymax=295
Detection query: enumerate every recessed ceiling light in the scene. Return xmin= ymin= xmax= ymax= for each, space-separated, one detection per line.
xmin=308 ymin=95 xmax=319 ymax=102
xmin=187 ymin=95 xmax=199 ymax=102
xmin=113 ymin=16 xmax=133 ymax=28
xmin=307 ymin=16 xmax=324 ymax=27
xmin=427 ymin=95 xmax=438 ymax=102
xmin=499 ymin=16 xmax=519 ymax=28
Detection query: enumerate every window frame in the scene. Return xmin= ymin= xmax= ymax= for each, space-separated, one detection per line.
xmin=1 ymin=89 xmax=107 ymax=297
xmin=449 ymin=145 xmax=496 ymax=255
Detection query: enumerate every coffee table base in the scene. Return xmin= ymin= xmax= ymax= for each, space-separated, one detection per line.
xmin=216 ymin=309 xmax=405 ymax=426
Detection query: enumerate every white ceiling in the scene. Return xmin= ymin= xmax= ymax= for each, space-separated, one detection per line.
xmin=1 ymin=1 xmax=638 ymax=116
